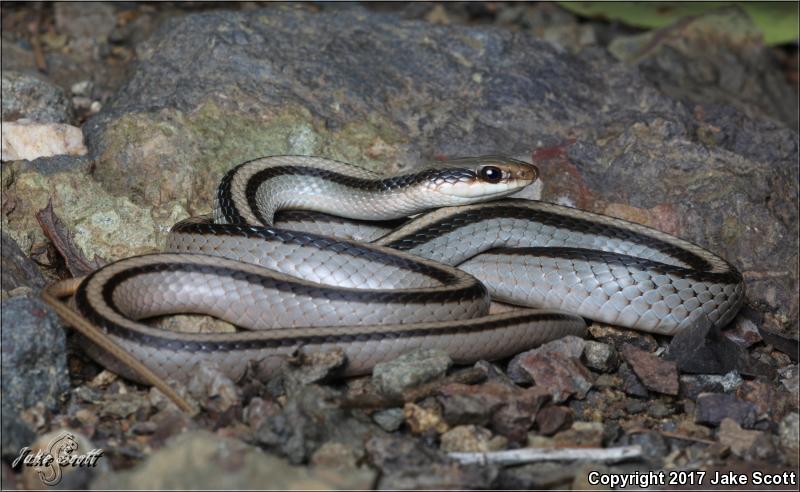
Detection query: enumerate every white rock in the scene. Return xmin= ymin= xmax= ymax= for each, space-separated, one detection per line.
xmin=70 ymin=80 xmax=94 ymax=96
xmin=1 ymin=120 xmax=87 ymax=161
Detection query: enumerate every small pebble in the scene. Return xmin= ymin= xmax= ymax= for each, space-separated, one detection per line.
xmin=582 ymin=341 xmax=620 ymax=372
xmin=779 ymin=365 xmax=798 ymax=398
xmin=439 ymin=425 xmax=495 ymax=453
xmin=552 ymin=421 xmax=604 ymax=448
xmin=647 ymin=401 xmax=674 ymax=419
xmin=625 ymin=399 xmax=647 ymax=414
xmin=1 ymin=120 xmax=87 ymax=161
xmin=593 ymin=373 xmax=621 ymax=389
xmin=70 ymin=80 xmax=94 ymax=96
xmin=372 ymin=407 xmax=405 ymax=432
xmin=619 ymin=363 xmax=649 ymax=398
xmin=718 ymin=418 xmax=777 ymax=460
xmin=695 ymin=393 xmax=758 ymax=428
xmin=508 ymin=335 xmax=586 ymax=384
xmin=373 ymin=349 xmax=452 ymax=398
xmin=778 ymin=412 xmax=799 ymax=453
xmin=404 ymin=402 xmax=448 ymax=435
xmin=620 ymin=344 xmax=678 ymax=396
xmin=535 ymin=406 xmax=573 ymax=436
xmin=509 ymin=351 xmax=592 ymax=403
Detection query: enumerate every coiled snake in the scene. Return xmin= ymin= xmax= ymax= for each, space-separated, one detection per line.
xmin=44 ymin=155 xmax=745 ymax=412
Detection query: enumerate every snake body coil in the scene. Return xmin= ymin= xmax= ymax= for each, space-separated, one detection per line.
xmin=69 ymin=156 xmax=745 ymax=384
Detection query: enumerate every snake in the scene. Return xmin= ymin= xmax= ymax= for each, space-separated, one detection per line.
xmin=58 ymin=155 xmax=745 ymax=386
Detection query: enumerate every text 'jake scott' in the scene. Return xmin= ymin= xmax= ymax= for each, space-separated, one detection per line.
xmin=587 ymin=469 xmax=798 ymax=488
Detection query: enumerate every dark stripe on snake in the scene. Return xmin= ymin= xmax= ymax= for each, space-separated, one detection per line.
xmin=241 ymin=166 xmax=476 ymax=226
xmin=72 ymin=291 xmax=575 ymax=353
xmin=170 ymin=219 xmax=463 ymax=283
xmin=474 ymin=247 xmax=742 ymax=284
xmin=382 ymin=199 xmax=719 ymax=273
xmin=79 ymin=257 xmax=487 ymax=318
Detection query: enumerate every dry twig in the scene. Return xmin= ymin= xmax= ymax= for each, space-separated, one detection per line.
xmin=36 ymin=199 xmax=103 ymax=276
xmin=449 ymin=444 xmax=643 ymax=466
xmin=28 ymin=3 xmax=48 ymax=73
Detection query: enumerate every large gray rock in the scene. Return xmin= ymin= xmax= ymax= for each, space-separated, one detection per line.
xmin=0 ymin=296 xmax=69 ymax=414
xmin=3 ymin=5 xmax=794 ymax=331
xmin=1 ymin=71 xmax=74 ymax=123
xmin=1 ymin=231 xmax=45 ymax=292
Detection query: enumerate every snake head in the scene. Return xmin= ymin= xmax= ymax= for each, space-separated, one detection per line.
xmin=424 ymin=155 xmax=539 ymax=203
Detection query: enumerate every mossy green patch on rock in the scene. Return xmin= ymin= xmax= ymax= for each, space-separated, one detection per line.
xmin=183 ymin=99 xmax=324 ymax=176
xmin=95 ymin=99 xmax=408 ymax=213
xmin=2 ymin=162 xmax=189 ymax=262
xmin=94 ymin=109 xmax=203 ymax=210
xmin=318 ymin=114 xmax=408 ymax=173
xmin=720 ymin=214 xmax=743 ymax=249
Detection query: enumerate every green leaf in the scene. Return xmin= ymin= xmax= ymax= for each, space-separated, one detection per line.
xmin=558 ymin=1 xmax=799 ymax=45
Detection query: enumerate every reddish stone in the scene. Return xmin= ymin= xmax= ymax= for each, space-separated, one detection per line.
xmin=736 ymin=379 xmax=792 ymax=421
xmin=696 ymin=393 xmax=758 ymax=428
xmin=437 ymin=382 xmax=550 ymax=444
xmin=619 ymin=362 xmax=649 ymax=398
xmin=493 ymin=386 xmax=551 ymax=443
xmin=535 ymin=406 xmax=573 ymax=436
xmin=722 ymin=313 xmax=763 ymax=348
xmin=512 ymin=351 xmax=593 ymax=403
xmin=620 ymin=344 xmax=678 ymax=396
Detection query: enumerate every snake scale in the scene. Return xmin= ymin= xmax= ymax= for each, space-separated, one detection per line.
xmin=55 ymin=155 xmax=745 ymax=385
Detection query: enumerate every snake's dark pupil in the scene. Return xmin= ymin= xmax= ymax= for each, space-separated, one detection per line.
xmin=481 ymin=166 xmax=502 ymax=183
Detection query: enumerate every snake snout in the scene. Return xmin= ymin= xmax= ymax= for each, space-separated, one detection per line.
xmin=502 ymin=158 xmax=538 ymax=184
xmin=513 ymin=162 xmax=539 ymax=183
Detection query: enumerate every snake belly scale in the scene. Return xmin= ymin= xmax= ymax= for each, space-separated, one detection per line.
xmin=67 ymin=155 xmax=745 ymax=384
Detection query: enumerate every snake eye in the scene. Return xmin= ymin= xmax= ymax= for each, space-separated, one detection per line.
xmin=479 ymin=166 xmax=503 ymax=184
